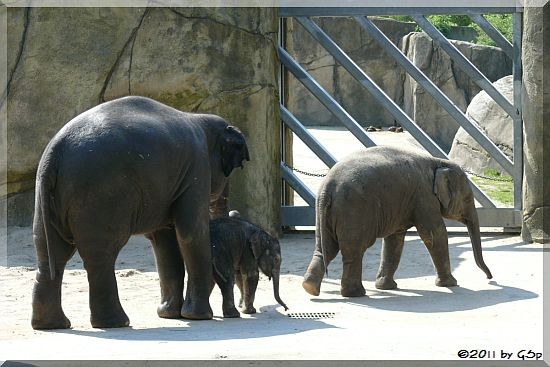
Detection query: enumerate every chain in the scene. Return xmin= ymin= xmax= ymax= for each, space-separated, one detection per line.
xmin=464 ymin=169 xmax=514 ymax=182
xmin=284 ymin=162 xmax=513 ymax=182
xmin=283 ymin=162 xmax=328 ymax=177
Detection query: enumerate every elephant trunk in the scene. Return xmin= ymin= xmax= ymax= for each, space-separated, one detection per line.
xmin=271 ymin=269 xmax=288 ymax=311
xmin=465 ymin=207 xmax=493 ymax=279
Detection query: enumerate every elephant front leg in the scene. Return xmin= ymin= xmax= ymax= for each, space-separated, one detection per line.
xmin=340 ymin=245 xmax=366 ymax=297
xmin=375 ymin=231 xmax=406 ymax=290
xmin=240 ymin=270 xmax=259 ymax=314
xmin=174 ymin=192 xmax=213 ymax=320
xmin=417 ymin=220 xmax=457 ymax=287
xmin=147 ymin=228 xmax=185 ymax=319
xmin=235 ymin=270 xmax=244 ymax=308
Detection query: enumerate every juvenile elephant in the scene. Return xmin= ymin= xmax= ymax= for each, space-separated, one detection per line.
xmin=32 ymin=96 xmax=249 ymax=329
xmin=302 ymin=146 xmax=493 ymax=298
xmin=210 ymin=212 xmax=288 ymax=317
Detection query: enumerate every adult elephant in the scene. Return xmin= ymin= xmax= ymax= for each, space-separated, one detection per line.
xmin=302 ymin=146 xmax=492 ymax=298
xmin=31 ymin=96 xmax=249 ymax=329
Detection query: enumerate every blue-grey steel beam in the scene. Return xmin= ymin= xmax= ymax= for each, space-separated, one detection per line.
xmin=469 ymin=14 xmax=513 ymax=59
xmin=279 ymin=46 xmax=376 ymax=149
xmin=412 ymin=15 xmax=516 ymax=118
xmin=512 ymin=12 xmax=523 ymax=211
xmin=354 ymin=16 xmax=514 ymax=176
xmin=281 ymin=105 xmax=338 ymax=168
xmin=279 ymin=7 xmax=518 ymax=18
xmin=281 ymin=206 xmax=316 ymax=227
xmin=281 ymin=161 xmax=316 ymax=207
xmin=294 ymin=16 xmax=495 ymax=208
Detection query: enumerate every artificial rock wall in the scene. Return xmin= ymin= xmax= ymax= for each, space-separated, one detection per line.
xmin=4 ymin=7 xmax=281 ymax=233
xmin=521 ymin=4 xmax=549 ymax=243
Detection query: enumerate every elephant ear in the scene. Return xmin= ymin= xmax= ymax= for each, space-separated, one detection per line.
xmin=434 ymin=167 xmax=454 ymax=210
xmin=221 ymin=125 xmax=250 ymax=177
xmin=249 ymin=231 xmax=264 ymax=260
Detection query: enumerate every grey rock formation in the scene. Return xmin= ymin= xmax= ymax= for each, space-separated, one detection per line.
xmin=448 ymin=75 xmax=513 ymax=175
xmin=401 ymin=32 xmax=512 ymax=152
xmin=4 ymin=7 xmax=280 ymax=233
xmin=521 ymin=4 xmax=549 ymax=243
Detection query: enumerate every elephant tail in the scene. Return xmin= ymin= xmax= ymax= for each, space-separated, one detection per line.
xmin=36 ymin=150 xmax=60 ymax=281
xmin=316 ymin=189 xmax=331 ymax=276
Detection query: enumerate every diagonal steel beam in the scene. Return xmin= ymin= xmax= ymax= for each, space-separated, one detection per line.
xmin=281 ymin=105 xmax=338 ymax=168
xmin=279 ymin=46 xmax=376 ymax=149
xmin=412 ymin=15 xmax=516 ymax=118
xmin=354 ymin=15 xmax=514 ymax=176
xmin=294 ymin=16 xmax=495 ymax=208
xmin=468 ymin=14 xmax=513 ymax=59
xmin=295 ymin=16 xmax=447 ymax=158
xmin=281 ymin=161 xmax=316 ymax=207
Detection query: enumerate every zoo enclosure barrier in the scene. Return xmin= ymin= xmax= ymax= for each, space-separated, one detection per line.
xmin=279 ymin=7 xmax=523 ymax=229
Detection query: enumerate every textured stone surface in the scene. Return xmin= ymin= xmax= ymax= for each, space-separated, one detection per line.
xmin=521 ymin=5 xmax=549 ymax=243
xmin=4 ymin=7 xmax=280 ymax=233
xmin=448 ymin=75 xmax=514 ymax=175
xmin=401 ymin=33 xmax=512 ymax=152
xmin=287 ymin=17 xmax=415 ymax=127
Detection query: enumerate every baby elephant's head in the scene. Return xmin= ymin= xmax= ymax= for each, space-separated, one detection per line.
xmin=250 ymin=230 xmax=288 ymax=311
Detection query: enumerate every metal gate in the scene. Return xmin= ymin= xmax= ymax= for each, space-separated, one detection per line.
xmin=279 ymin=7 xmax=523 ymax=228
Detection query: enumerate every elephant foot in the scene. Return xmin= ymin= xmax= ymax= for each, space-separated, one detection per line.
xmin=157 ymin=300 xmax=183 ymax=319
xmin=32 ymin=280 xmax=71 ymax=330
xmin=181 ymin=299 xmax=213 ymax=320
xmin=31 ymin=309 xmax=71 ymax=330
xmin=435 ymin=274 xmax=458 ymax=287
xmin=375 ymin=276 xmax=398 ymax=290
xmin=241 ymin=306 xmax=256 ymax=314
xmin=91 ymin=309 xmax=130 ymax=329
xmin=302 ymin=255 xmax=326 ymax=297
xmin=302 ymin=279 xmax=321 ymax=296
xmin=223 ymin=306 xmax=241 ymax=318
xmin=341 ymin=283 xmax=366 ymax=297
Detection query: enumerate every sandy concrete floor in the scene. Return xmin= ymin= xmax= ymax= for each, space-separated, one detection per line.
xmin=0 ymin=127 xmax=545 ymax=362
xmin=0 ymin=228 xmax=544 ymax=361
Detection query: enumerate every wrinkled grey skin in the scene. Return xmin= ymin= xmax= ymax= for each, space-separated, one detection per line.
xmin=210 ymin=213 xmax=288 ymax=317
xmin=303 ymin=146 xmax=493 ymax=298
xmin=31 ymin=96 xmax=249 ymax=329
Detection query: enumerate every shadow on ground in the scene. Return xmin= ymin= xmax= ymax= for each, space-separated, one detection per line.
xmin=310 ymin=281 xmax=538 ymax=313
xmin=282 ymin=233 xmax=541 ymax=282
xmin=53 ymin=304 xmax=336 ymax=341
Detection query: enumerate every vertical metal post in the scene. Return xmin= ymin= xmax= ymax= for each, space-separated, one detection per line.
xmin=279 ymin=17 xmax=291 ymax=208
xmin=512 ymin=11 xmax=523 ymax=211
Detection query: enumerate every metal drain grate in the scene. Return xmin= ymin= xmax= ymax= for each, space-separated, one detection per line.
xmin=287 ymin=312 xmax=335 ymax=319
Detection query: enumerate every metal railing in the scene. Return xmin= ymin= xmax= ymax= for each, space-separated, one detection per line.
xmin=279 ymin=7 xmax=523 ymax=228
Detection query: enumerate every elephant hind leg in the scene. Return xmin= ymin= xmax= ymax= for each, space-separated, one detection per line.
xmin=147 ymin=228 xmax=185 ymax=319
xmin=303 ymin=234 xmax=339 ymax=297
xmin=31 ymin=219 xmax=76 ymax=330
xmin=375 ymin=231 xmax=406 ymax=290
xmin=78 ymin=239 xmax=130 ymax=328
xmin=340 ymin=242 xmax=370 ymax=298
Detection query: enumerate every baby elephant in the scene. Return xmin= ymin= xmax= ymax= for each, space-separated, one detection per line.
xmin=210 ymin=213 xmax=288 ymax=317
xmin=303 ymin=146 xmax=493 ymax=298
